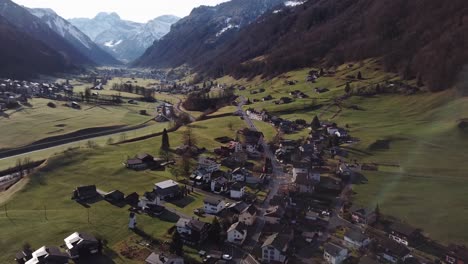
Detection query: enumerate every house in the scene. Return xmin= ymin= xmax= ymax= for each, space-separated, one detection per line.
xmin=350 ymin=206 xmax=376 ymax=225
xmin=239 ymin=204 xmax=257 ymax=226
xmin=176 ymin=218 xmax=210 ymax=245
xmin=104 ymin=190 xmax=125 ymax=204
xmin=238 ymin=128 xmax=264 ymax=148
xmin=294 ymin=173 xmax=316 ymax=193
xmin=230 ymin=183 xmax=246 ymax=199
xmin=190 ymin=168 xmax=211 ymax=185
xmin=153 ymin=180 xmax=180 ymax=201
xmin=64 ymin=232 xmax=100 ymax=259
xmin=231 ymin=167 xmax=251 ymax=182
xmin=445 ymin=244 xmax=468 ymax=264
xmin=388 ymin=222 xmax=420 ymax=246
xmin=264 ymin=206 xmax=285 ymax=224
xmin=324 ymin=243 xmax=348 ymax=264
xmin=198 ymin=156 xmax=220 ymax=172
xmin=15 ymin=248 xmax=33 ymax=264
xmin=227 ymin=222 xmax=247 ymax=245
xmin=138 ymin=191 xmax=160 ymax=209
xmin=344 ymin=230 xmax=371 ymax=249
xmin=261 ymin=233 xmax=291 ymax=263
xmin=72 ymin=185 xmax=98 ymax=201
xmin=279 ymin=140 xmax=297 ymax=152
xmin=211 ymin=176 xmax=229 ymax=194
xmin=25 ymin=246 xmax=69 ymax=264
xmin=203 ymin=197 xmax=226 ymax=214
xmin=145 ymin=252 xmax=184 ymax=264
xmin=125 ymin=153 xmax=159 ymax=170
xmin=377 ymin=238 xmax=410 ymax=263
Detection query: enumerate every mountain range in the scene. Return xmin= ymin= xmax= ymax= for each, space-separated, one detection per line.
xmin=0 ymin=14 xmax=70 ymax=78
xmin=28 ymin=8 xmax=121 ymax=65
xmin=133 ymin=0 xmax=289 ymax=68
xmin=69 ymin=13 xmax=180 ymax=62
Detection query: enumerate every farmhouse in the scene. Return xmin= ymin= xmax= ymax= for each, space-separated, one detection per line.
xmin=324 ymin=243 xmax=348 ymax=264
xmin=231 ymin=167 xmax=251 ymax=182
xmin=153 ymin=180 xmax=180 ymax=201
xmin=239 ymin=204 xmax=257 ymax=226
xmin=388 ymin=222 xmax=420 ymax=246
xmin=445 ymin=244 xmax=468 ymax=264
xmin=189 ymin=168 xmax=211 ymax=185
xmin=350 ymin=206 xmax=376 ymax=225
xmin=125 ymin=153 xmax=160 ymax=170
xmin=230 ymin=182 xmax=246 ymax=199
xmin=211 ymin=176 xmax=229 ymax=194
xmin=145 ymin=253 xmax=184 ymax=264
xmin=227 ymin=222 xmax=248 ymax=245
xmin=64 ymin=232 xmax=100 ymax=259
xmin=376 ymin=238 xmax=410 ymax=263
xmin=176 ymin=218 xmax=210 ymax=245
xmin=344 ymin=230 xmax=371 ymax=249
xmin=261 ymin=233 xmax=292 ymax=263
xmin=72 ymin=185 xmax=98 ymax=201
xmin=203 ymin=197 xmax=226 ymax=214
xmin=264 ymin=205 xmax=285 ymax=224
xmin=25 ymin=246 xmax=69 ymax=264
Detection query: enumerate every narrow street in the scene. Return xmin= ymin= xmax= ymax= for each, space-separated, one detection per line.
xmin=235 ymin=96 xmax=291 ymax=259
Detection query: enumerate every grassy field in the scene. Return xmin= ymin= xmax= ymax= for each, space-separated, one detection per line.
xmin=0 ymin=113 xmax=252 ymax=263
xmin=0 ymin=98 xmax=157 ymax=149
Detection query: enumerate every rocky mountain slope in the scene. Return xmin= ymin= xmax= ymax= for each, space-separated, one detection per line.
xmin=0 ymin=14 xmax=70 ymax=78
xmin=69 ymin=13 xmax=179 ymax=62
xmin=132 ymin=0 xmax=287 ymax=68
xmin=0 ymin=0 xmax=92 ymax=66
xmin=28 ymin=8 xmax=120 ymax=65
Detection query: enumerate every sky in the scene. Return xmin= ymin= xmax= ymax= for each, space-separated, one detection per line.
xmin=12 ymin=0 xmax=230 ymax=22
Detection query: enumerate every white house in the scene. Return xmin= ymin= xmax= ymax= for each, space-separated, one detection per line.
xmin=176 ymin=218 xmax=192 ymax=236
xmin=138 ymin=192 xmax=160 ymax=210
xmin=230 ymin=183 xmax=246 ymax=199
xmin=198 ymin=156 xmax=220 ymax=172
xmin=324 ymin=243 xmax=348 ymax=264
xmin=227 ymin=222 xmax=247 ymax=245
xmin=239 ymin=205 xmax=257 ymax=226
xmin=231 ymin=167 xmax=251 ymax=182
xmin=189 ymin=168 xmax=211 ymax=185
xmin=203 ymin=197 xmax=226 ymax=214
xmin=344 ymin=230 xmax=371 ymax=249
xmin=261 ymin=233 xmax=291 ymax=263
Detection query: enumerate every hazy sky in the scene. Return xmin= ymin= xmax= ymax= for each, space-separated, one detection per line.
xmin=12 ymin=0 xmax=230 ymax=22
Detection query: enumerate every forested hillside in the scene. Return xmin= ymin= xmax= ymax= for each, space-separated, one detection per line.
xmin=196 ymin=0 xmax=468 ymax=92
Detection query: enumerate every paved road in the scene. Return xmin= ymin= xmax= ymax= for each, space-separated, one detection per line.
xmin=235 ymin=96 xmax=291 ymax=256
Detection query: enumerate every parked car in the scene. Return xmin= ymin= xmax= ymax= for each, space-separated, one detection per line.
xmin=222 ymin=254 xmax=233 ymax=260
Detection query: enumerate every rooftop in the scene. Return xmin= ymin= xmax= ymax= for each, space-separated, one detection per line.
xmin=155 ymin=180 xmax=179 ymax=190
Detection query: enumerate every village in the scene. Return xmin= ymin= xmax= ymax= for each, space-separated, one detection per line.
xmin=11 ymin=78 xmax=468 ymax=264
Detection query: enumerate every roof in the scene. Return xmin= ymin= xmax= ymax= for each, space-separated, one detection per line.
xmin=389 ymin=222 xmax=418 ymax=236
xmin=126 ymin=158 xmax=144 ymax=165
xmin=345 ymin=229 xmax=369 ymax=242
xmin=155 ymin=180 xmax=179 ymax=190
xmin=241 ymin=254 xmax=260 ymax=264
xmin=261 ymin=233 xmax=291 ymax=252
xmin=230 ymin=202 xmax=249 ymax=214
xmin=145 ymin=252 xmax=184 ymax=264
xmin=231 ymin=182 xmax=245 ymax=191
xmin=228 ymin=222 xmax=247 ymax=234
xmin=64 ymin=232 xmax=98 ymax=249
xmin=359 ymin=256 xmax=379 ymax=264
xmin=204 ymin=196 xmax=223 ymax=206
xmin=350 ymin=205 xmax=375 ymax=217
xmin=176 ymin=218 xmax=190 ymax=228
xmin=137 ymin=153 xmax=154 ymax=160
xmin=324 ymin=243 xmax=347 ymax=257
xmin=264 ymin=205 xmax=284 ymax=218
xmin=242 ymin=204 xmax=257 ymax=215
xmin=378 ymin=238 xmax=410 ymax=257
xmin=188 ymin=219 xmax=209 ymax=232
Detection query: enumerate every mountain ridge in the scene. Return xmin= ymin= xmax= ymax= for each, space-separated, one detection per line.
xmin=69 ymin=13 xmax=179 ymax=62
